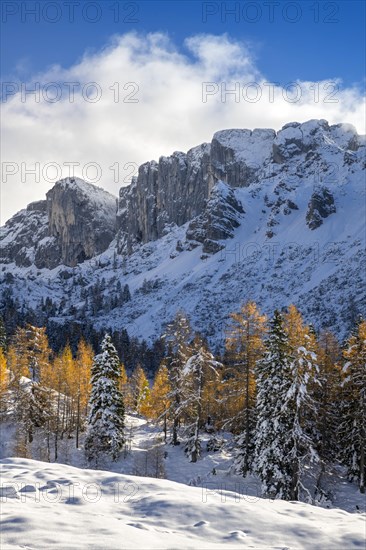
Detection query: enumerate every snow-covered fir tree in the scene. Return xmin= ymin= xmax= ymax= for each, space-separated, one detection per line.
xmin=12 ymin=377 xmax=50 ymax=457
xmin=254 ymin=309 xmax=319 ymax=501
xmin=84 ymin=334 xmax=125 ymax=464
xmin=163 ymin=311 xmax=193 ymax=445
xmin=340 ymin=319 xmax=366 ymax=493
xmin=254 ymin=310 xmax=292 ymax=498
xmin=182 ymin=336 xmax=221 ymax=462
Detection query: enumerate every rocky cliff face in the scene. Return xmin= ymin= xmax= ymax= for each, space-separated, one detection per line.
xmin=1 ymin=178 xmax=117 ymax=268
xmin=46 ymin=178 xmax=117 ymax=267
xmin=0 ymin=199 xmax=58 ymax=268
xmin=3 ymin=119 xmax=364 ymax=268
xmin=1 ymin=119 xmax=365 ymax=344
xmin=116 ymin=143 xmax=212 ymax=253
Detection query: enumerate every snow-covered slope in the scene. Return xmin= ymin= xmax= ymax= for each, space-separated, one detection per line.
xmin=0 ymin=120 xmax=365 ymax=343
xmin=1 ymin=457 xmax=364 ymax=550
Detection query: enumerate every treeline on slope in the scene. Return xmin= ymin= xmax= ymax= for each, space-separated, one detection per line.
xmin=0 ymin=282 xmax=164 ymax=377
xmin=0 ymin=303 xmax=365 ymax=501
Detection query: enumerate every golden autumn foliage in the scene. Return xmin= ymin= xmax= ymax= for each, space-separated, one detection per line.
xmin=0 ymin=348 xmax=8 ymax=408
xmin=223 ymin=301 xmax=267 ymax=433
xmin=75 ymin=339 xmax=93 ymax=417
xmin=149 ymin=363 xmax=171 ymax=421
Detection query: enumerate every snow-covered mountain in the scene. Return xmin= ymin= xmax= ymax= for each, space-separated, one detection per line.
xmin=1 ymin=119 xmax=365 ymax=345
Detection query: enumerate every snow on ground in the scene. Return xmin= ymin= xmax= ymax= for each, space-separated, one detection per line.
xmin=1 ymin=456 xmax=365 ymax=550
xmin=1 ymin=414 xmax=365 ymax=517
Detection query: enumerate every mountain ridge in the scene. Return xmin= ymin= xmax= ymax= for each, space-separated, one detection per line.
xmin=1 ymin=119 xmax=365 ymax=346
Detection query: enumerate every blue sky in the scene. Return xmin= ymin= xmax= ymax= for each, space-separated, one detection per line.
xmin=1 ymin=0 xmax=365 ymax=86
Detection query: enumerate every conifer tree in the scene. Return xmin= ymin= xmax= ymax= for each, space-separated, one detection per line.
xmin=182 ymin=337 xmax=221 ymax=462
xmin=314 ymin=331 xmax=342 ymax=468
xmin=84 ymin=334 xmax=125 ymax=464
xmin=226 ymin=301 xmax=267 ymax=476
xmin=0 ymin=348 xmax=8 ymax=413
xmin=254 ymin=310 xmax=292 ymax=498
xmin=340 ymin=319 xmax=366 ymax=493
xmin=164 ymin=311 xmax=193 ymax=445
xmin=9 ymin=325 xmax=51 ymax=383
xmin=74 ymin=339 xmax=93 ymax=448
xmin=149 ymin=363 xmax=171 ymax=441
xmin=127 ymin=364 xmax=151 ymax=416
xmin=119 ymin=362 xmax=129 ymax=397
xmin=283 ymin=306 xmax=320 ymax=500
xmin=13 ymin=377 xmax=49 ymax=446
xmin=254 ymin=309 xmax=319 ymax=501
xmin=7 ymin=325 xmax=53 ymax=455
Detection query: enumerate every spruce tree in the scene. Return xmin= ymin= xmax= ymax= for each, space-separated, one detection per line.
xmin=254 ymin=310 xmax=292 ymax=498
xmin=284 ymin=308 xmax=319 ymax=501
xmin=254 ymin=309 xmax=319 ymax=501
xmin=84 ymin=334 xmax=125 ymax=464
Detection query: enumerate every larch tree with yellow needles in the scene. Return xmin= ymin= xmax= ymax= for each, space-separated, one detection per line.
xmin=225 ymin=301 xmax=267 ymax=476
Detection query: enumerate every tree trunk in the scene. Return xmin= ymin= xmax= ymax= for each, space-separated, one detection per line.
xmin=163 ymin=411 xmax=167 ymax=443
xmin=290 ymin=461 xmax=299 ymax=500
xmin=76 ymin=393 xmax=81 ymax=449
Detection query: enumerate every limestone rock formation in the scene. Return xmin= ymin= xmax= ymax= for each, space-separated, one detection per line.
xmin=46 ymin=178 xmax=117 ymax=266
xmin=116 ymin=143 xmax=211 ymax=253
xmin=1 ymin=178 xmax=118 ymax=268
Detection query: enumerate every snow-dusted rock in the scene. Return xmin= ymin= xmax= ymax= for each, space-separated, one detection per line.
xmin=186 ymin=181 xmax=244 ymax=253
xmin=1 ymin=119 xmax=365 ymax=343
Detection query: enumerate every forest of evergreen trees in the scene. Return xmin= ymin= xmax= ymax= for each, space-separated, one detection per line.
xmin=0 ymin=302 xmax=365 ymax=501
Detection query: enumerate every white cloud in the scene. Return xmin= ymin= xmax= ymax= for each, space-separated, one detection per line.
xmin=1 ymin=32 xmax=365 ymax=222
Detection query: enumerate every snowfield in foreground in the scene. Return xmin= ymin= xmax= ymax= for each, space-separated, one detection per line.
xmin=1 ymin=458 xmax=365 ymax=550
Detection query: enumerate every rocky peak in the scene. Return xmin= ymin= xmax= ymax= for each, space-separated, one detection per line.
xmin=2 ymin=120 xmax=364 ymax=271
xmin=1 ymin=178 xmax=118 ymax=269
xmin=46 ymin=178 xmax=117 ymax=267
